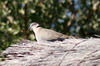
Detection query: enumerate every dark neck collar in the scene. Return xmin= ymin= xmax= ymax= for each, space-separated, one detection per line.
xmin=37 ymin=25 xmax=40 ymax=28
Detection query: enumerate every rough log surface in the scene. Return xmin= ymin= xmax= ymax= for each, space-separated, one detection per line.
xmin=0 ymin=38 xmax=100 ymax=66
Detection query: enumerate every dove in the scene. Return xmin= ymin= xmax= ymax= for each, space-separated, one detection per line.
xmin=29 ymin=22 xmax=73 ymax=42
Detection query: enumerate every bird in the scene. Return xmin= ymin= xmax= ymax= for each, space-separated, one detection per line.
xmin=29 ymin=22 xmax=74 ymax=42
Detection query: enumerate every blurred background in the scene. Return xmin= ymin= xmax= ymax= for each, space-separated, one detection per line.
xmin=0 ymin=0 xmax=100 ymax=50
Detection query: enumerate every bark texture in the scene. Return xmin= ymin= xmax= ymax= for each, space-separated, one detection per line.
xmin=0 ymin=38 xmax=100 ymax=66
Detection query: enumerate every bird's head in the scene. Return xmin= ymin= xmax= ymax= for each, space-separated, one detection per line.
xmin=29 ymin=22 xmax=40 ymax=31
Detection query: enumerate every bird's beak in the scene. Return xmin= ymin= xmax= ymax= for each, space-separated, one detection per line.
xmin=29 ymin=26 xmax=32 ymax=30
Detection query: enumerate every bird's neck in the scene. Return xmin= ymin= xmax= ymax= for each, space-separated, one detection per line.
xmin=33 ymin=27 xmax=41 ymax=34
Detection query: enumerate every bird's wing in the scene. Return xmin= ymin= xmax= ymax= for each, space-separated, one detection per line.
xmin=43 ymin=29 xmax=74 ymax=39
xmin=37 ymin=28 xmax=63 ymax=40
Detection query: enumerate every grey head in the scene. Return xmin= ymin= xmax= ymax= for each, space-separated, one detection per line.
xmin=29 ymin=22 xmax=40 ymax=30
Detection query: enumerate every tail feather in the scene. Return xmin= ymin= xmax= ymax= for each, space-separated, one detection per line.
xmin=61 ymin=35 xmax=74 ymax=39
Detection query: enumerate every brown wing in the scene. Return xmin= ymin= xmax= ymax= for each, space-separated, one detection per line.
xmin=37 ymin=28 xmax=73 ymax=41
xmin=37 ymin=28 xmax=63 ymax=40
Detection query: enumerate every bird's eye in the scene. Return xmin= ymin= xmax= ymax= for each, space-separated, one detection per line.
xmin=32 ymin=23 xmax=36 ymax=26
xmin=32 ymin=23 xmax=37 ymax=26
